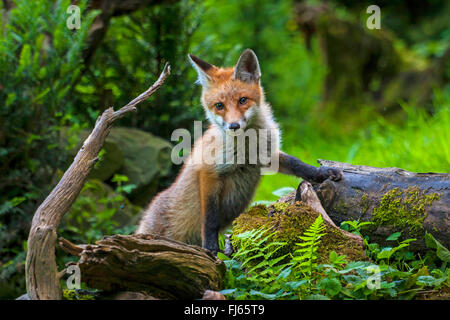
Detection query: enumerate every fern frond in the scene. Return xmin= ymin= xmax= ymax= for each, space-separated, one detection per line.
xmin=292 ymin=214 xmax=327 ymax=276
xmin=232 ymin=226 xmax=288 ymax=283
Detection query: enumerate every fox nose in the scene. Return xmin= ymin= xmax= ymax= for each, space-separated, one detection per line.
xmin=229 ymin=122 xmax=240 ymax=130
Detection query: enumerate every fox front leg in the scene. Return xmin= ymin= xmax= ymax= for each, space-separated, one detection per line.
xmin=201 ymin=195 xmax=220 ymax=255
xmin=278 ymin=151 xmax=342 ymax=183
xmin=199 ymin=170 xmax=221 ymax=255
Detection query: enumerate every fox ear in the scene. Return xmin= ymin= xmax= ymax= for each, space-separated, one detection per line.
xmin=234 ymin=49 xmax=261 ymax=83
xmin=188 ymin=54 xmax=216 ymax=87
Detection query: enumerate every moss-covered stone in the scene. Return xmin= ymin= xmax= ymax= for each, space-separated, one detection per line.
xmin=372 ymin=187 xmax=440 ymax=237
xmin=232 ymin=202 xmax=367 ymax=264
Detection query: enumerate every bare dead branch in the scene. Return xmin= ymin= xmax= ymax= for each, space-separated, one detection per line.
xmin=73 ymin=234 xmax=225 ymax=299
xmin=25 ymin=65 xmax=171 ymax=300
xmin=58 ymin=237 xmax=84 ymax=256
xmin=111 ymin=62 xmax=171 ymax=122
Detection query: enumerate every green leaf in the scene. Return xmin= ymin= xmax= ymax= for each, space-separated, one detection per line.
xmin=329 ymin=250 xmax=347 ymax=265
xmin=284 ymin=280 xmax=308 ymax=290
xmin=277 ymin=267 xmax=292 ymax=280
xmin=272 ymin=187 xmax=295 ymax=197
xmin=386 ymin=232 xmax=402 ymax=241
xmin=305 ymin=294 xmax=330 ymax=300
xmin=249 ymin=289 xmax=283 ymax=300
xmin=338 ymin=261 xmax=369 ymax=274
xmin=6 ymin=92 xmax=16 ymax=107
xmin=32 ymin=87 xmax=51 ymax=104
xmin=319 ymin=278 xmax=342 ymax=296
xmin=424 ymin=233 xmax=450 ymax=263
xmin=10 ymin=197 xmax=26 ymax=207
xmin=216 ymin=252 xmax=230 ymax=261
xmin=251 ymin=200 xmax=274 ymax=206
xmin=220 ymin=289 xmax=237 ymax=296
xmin=416 ymin=276 xmax=436 ymax=287
xmin=111 ymin=174 xmax=129 ymax=183
xmin=377 ymin=247 xmax=394 ymax=260
xmin=120 ymin=184 xmax=137 ymax=194
xmin=16 ymin=44 xmax=31 ymax=75
xmin=342 ymin=274 xmax=362 ymax=284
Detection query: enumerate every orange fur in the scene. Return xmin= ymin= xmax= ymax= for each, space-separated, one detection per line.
xmin=137 ymin=49 xmax=282 ymax=250
xmin=202 ymin=68 xmax=262 ymax=125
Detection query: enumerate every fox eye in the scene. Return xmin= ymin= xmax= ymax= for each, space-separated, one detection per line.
xmin=239 ymin=97 xmax=248 ymax=105
xmin=215 ymin=102 xmax=225 ymax=110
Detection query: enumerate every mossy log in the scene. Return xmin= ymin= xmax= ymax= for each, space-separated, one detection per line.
xmin=59 ymin=234 xmax=225 ymax=299
xmin=311 ymin=160 xmax=450 ymax=250
xmin=232 ymin=182 xmax=367 ymax=263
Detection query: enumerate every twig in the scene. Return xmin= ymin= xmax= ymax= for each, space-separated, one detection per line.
xmin=111 ymin=63 xmax=171 ymax=122
xmin=58 ymin=237 xmax=84 ymax=256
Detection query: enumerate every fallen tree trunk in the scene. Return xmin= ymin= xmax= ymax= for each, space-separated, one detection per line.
xmin=59 ymin=234 xmax=225 ymax=299
xmin=310 ymin=160 xmax=450 ymax=250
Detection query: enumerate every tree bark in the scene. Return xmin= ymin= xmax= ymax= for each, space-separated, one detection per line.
xmin=296 ymin=181 xmax=363 ymax=245
xmin=60 ymin=234 xmax=225 ymax=299
xmin=310 ymin=160 xmax=450 ymax=250
xmin=25 ymin=64 xmax=171 ymax=300
xmin=84 ymin=0 xmax=178 ymax=64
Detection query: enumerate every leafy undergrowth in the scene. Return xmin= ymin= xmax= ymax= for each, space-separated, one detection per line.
xmin=219 ymin=203 xmax=450 ymax=300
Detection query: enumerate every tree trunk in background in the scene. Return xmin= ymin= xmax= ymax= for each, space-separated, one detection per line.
xmin=293 ymin=1 xmax=449 ymax=116
xmin=84 ymin=0 xmax=178 ymax=64
xmin=309 ymin=160 xmax=450 ymax=251
xmin=2 ymin=1 xmax=177 ymax=65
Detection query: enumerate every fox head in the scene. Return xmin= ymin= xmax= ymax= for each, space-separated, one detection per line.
xmin=188 ymin=49 xmax=263 ymax=132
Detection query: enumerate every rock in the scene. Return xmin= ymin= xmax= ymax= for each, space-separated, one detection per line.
xmin=90 ymin=140 xmax=124 ymax=181
xmin=66 ymin=126 xmax=173 ymax=206
xmin=107 ymin=128 xmax=172 ymax=204
xmin=63 ymin=179 xmax=142 ymax=233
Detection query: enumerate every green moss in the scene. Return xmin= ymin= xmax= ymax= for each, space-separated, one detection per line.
xmin=360 ymin=193 xmax=370 ymax=216
xmin=334 ymin=200 xmax=350 ymax=216
xmin=231 ymin=205 xmax=270 ymax=242
xmin=272 ymin=202 xmax=289 ymax=212
xmin=372 ymin=187 xmax=440 ymax=236
xmin=63 ymin=289 xmax=95 ymax=300
xmin=232 ymin=202 xmax=367 ymax=264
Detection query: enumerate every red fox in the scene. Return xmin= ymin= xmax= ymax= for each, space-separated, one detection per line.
xmin=136 ymin=49 xmax=342 ymax=254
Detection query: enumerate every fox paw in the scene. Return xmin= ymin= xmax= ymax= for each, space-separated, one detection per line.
xmin=316 ymin=166 xmax=342 ymax=183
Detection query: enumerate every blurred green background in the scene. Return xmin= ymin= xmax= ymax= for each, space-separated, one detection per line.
xmin=0 ymin=0 xmax=449 ymax=298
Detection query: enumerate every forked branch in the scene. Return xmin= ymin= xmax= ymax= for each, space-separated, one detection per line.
xmin=25 ymin=64 xmax=171 ymax=300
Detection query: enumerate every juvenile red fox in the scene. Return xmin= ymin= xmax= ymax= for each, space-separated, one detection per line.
xmin=137 ymin=49 xmax=342 ymax=254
